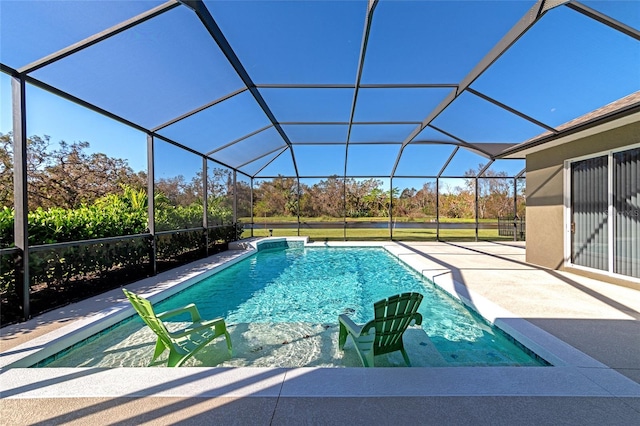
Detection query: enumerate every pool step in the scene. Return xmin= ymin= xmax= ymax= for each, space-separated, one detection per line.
xmin=398 ymin=327 xmax=449 ymax=367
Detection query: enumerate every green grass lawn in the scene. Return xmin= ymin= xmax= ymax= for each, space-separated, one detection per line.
xmin=240 ymin=216 xmax=522 ymax=241
xmin=243 ymin=227 xmax=516 ymax=242
xmin=240 ymin=216 xmax=521 ymax=241
xmin=242 ymin=216 xmax=499 ymax=224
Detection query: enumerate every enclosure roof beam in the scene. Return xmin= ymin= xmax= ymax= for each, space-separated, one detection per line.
xmin=567 ymin=1 xmax=640 ymax=40
xmin=255 ymin=84 xmax=353 ymax=89
xmin=0 ymin=63 xmax=18 ymax=78
xmin=10 ymin=70 xmax=249 ymax=178
xmin=235 ymin=145 xmax=288 ymax=170
xmin=181 ymin=0 xmax=300 ymax=178
xmin=251 ymin=148 xmax=290 ymax=178
xmin=497 ymin=101 xmax=640 ymax=158
xmin=254 ymin=83 xmax=458 ymax=89
xmin=280 ymin=121 xmax=423 ymax=125
xmin=257 ymin=173 xmax=522 ymax=180
xmin=390 ymin=0 xmax=565 ymax=177
xmin=437 ymin=146 xmax=460 ymax=178
xmin=286 ymin=139 xmax=514 ymax=147
xmin=361 ymin=83 xmax=458 ymax=89
xmin=411 ymin=140 xmax=473 ymax=146
xmin=477 ymin=160 xmax=495 ymax=178
xmin=18 ymin=0 xmax=180 ymax=74
xmin=466 ymin=88 xmax=558 ymax=134
xmin=152 ymin=87 xmax=248 ymax=132
xmin=20 ymin=73 xmax=149 ymax=135
xmin=344 ymin=0 xmax=379 ymax=178
xmin=205 ymin=125 xmax=273 ymax=156
xmin=428 ymin=125 xmax=493 ymax=158
xmin=148 ymin=134 xmax=250 ymax=178
xmin=292 ymin=141 xmax=402 ymax=146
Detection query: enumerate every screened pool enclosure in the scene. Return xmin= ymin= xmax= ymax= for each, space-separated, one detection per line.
xmin=1 ymin=0 xmax=638 ymax=320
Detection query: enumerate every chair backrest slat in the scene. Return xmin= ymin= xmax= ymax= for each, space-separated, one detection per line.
xmin=123 ymin=289 xmax=174 ymax=348
xmin=372 ymin=292 xmax=423 ymax=352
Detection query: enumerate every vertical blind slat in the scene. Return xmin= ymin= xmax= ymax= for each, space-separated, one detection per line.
xmin=617 ymin=150 xmax=623 ymax=277
xmin=630 ymin=148 xmax=638 ymax=279
xmin=613 ymin=148 xmax=639 ymax=279
xmin=598 ymin=159 xmax=604 ymax=270
xmin=634 ymin=153 xmax=638 ymax=278
xmin=603 ymin=157 xmax=609 ymax=271
xmin=593 ymin=161 xmax=597 ymax=269
xmin=623 ymin=152 xmax=628 ymax=276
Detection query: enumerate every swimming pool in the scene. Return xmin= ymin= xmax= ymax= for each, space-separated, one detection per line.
xmin=39 ymin=243 xmax=547 ymax=368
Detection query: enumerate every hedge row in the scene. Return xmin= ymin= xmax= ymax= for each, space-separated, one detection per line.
xmin=0 ymin=188 xmax=234 ymax=247
xmin=0 ymin=189 xmax=241 ymax=296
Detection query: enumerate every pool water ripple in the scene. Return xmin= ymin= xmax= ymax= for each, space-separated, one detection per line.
xmin=42 ymin=246 xmax=546 ymax=368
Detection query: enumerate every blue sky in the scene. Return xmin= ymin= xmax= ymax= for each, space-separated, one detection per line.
xmin=1 ymin=0 xmax=638 ymax=181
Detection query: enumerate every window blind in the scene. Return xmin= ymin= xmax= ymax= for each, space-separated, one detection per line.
xmin=571 ymin=156 xmax=608 ymax=271
xmin=614 ymin=148 xmax=639 ymax=278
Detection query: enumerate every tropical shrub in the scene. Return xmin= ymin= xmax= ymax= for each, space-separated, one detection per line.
xmin=0 ymin=186 xmax=239 ymax=297
xmin=0 ymin=207 xmax=13 ymax=248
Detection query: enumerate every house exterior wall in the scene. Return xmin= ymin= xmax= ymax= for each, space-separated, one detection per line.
xmin=526 ymin=120 xmax=640 ymax=284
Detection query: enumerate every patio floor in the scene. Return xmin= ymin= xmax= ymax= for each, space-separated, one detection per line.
xmin=1 ymin=241 xmax=639 ymax=425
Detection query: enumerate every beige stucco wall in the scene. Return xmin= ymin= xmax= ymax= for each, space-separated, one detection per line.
xmin=526 ymin=120 xmax=640 ymax=281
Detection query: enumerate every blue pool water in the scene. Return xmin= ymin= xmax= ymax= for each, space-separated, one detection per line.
xmin=41 ymin=245 xmax=547 ymax=368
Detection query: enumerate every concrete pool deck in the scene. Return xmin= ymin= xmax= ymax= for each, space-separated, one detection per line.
xmin=1 ymin=240 xmax=639 ymax=425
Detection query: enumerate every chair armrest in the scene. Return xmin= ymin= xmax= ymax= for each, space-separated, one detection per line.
xmin=170 ymin=317 xmax=226 ymax=338
xmin=411 ymin=312 xmax=423 ymax=326
xmin=339 ymin=315 xmax=376 ymax=338
xmin=338 ymin=314 xmax=362 ymax=337
xmin=158 ymin=303 xmax=202 ymax=322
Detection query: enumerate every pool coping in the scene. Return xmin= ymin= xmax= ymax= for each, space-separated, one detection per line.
xmin=2 ymin=238 xmax=639 ymax=399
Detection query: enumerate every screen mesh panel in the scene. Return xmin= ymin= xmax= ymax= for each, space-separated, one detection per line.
xmin=346 ymin=144 xmax=399 ymax=176
xmin=362 ymin=0 xmax=535 ymax=83
xmin=354 ymin=88 xmax=453 ymax=122
xmin=283 ymin=125 xmax=349 ymax=144
xmin=471 ymin=6 xmax=640 ymax=128
xmin=395 ymin=144 xmax=458 ymax=177
xmin=31 ymin=6 xmax=245 ymax=129
xmin=258 ymin=88 xmax=354 ymax=122
xmin=212 ymin=127 xmax=286 ymax=169
xmin=581 ymin=0 xmax=640 ymax=30
xmin=158 ymin=91 xmax=271 ymax=154
xmin=293 ymin=145 xmax=346 ymax=177
xmin=350 ymin=124 xmax=417 ymax=144
xmin=0 ymin=0 xmax=166 ymax=69
xmin=441 ymin=148 xmax=489 ymax=177
xmin=484 ymin=159 xmax=526 ymax=177
xmin=206 ymin=0 xmax=365 ymax=84
xmin=252 ymin=150 xmax=297 ymax=178
xmin=431 ymin=91 xmax=549 ymax=143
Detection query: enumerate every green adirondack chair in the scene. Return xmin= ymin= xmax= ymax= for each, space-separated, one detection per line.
xmin=122 ymin=288 xmax=232 ymax=367
xmin=338 ymin=292 xmax=423 ymax=367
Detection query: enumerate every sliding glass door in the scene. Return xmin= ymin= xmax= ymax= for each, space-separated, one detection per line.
xmin=570 ymin=156 xmax=608 ymax=271
xmin=569 ymin=147 xmax=640 ymax=279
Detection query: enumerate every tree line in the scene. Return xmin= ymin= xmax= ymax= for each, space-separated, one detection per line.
xmin=252 ymin=175 xmax=524 ymax=220
xmin=1 ymin=133 xmax=524 ymax=228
